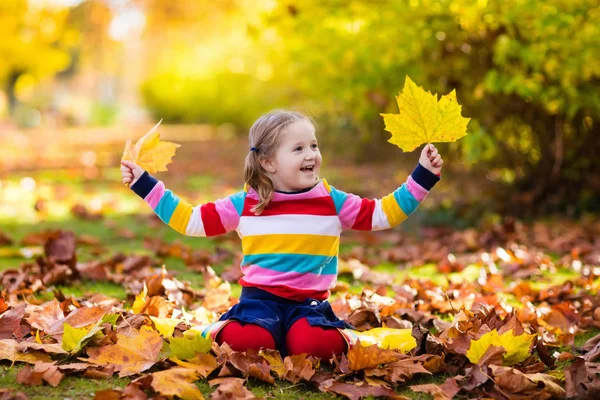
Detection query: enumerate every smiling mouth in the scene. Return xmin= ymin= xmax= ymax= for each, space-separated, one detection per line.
xmin=300 ymin=166 xmax=314 ymax=172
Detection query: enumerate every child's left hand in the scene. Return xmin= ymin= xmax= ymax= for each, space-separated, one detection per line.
xmin=419 ymin=144 xmax=443 ymax=175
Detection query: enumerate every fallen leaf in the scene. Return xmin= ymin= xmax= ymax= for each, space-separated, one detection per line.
xmin=150 ymin=367 xmax=204 ymax=400
xmin=16 ymin=362 xmax=63 ymax=387
xmin=209 ymin=377 xmax=257 ymax=400
xmin=347 ymin=340 xmax=402 ymax=371
xmin=171 ymin=353 xmax=219 ymax=379
xmin=168 ymin=332 xmax=212 ymax=360
xmin=87 ymin=326 xmax=163 ymax=377
xmin=466 ymin=329 xmax=535 ymax=365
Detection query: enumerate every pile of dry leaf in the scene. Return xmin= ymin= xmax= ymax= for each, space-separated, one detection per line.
xmin=1 ymin=216 xmax=599 ymax=399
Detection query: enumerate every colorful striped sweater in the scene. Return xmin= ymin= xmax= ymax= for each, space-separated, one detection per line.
xmin=130 ymin=163 xmax=440 ymax=301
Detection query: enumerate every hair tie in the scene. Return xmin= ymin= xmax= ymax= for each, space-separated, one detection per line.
xmin=250 ymin=147 xmax=259 ymax=153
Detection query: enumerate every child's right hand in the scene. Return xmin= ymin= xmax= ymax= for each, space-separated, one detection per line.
xmin=121 ymin=160 xmax=145 ymax=186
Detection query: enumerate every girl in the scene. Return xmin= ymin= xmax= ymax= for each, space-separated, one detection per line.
xmin=121 ymin=110 xmax=443 ymax=359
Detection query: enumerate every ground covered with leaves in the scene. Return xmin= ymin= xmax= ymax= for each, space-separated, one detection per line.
xmin=1 ymin=211 xmax=599 ymax=399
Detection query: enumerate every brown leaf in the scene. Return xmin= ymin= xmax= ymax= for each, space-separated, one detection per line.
xmin=150 ymin=368 xmax=204 ymax=400
xmin=224 ymin=350 xmax=274 ymax=384
xmin=347 ymin=341 xmax=401 ymax=371
xmin=0 ymin=339 xmax=51 ymax=364
xmin=26 ymin=299 xmax=64 ymax=333
xmin=259 ymin=349 xmax=285 ymax=378
xmin=44 ymin=230 xmax=77 ymax=271
xmin=16 ymin=362 xmax=63 ymax=387
xmin=565 ymin=358 xmax=600 ymax=399
xmin=319 ymin=378 xmax=408 ymax=400
xmin=0 ymin=389 xmax=29 ymax=400
xmin=379 ymin=358 xmax=432 ymax=384
xmin=491 ymin=365 xmax=565 ymax=399
xmin=410 ymin=378 xmax=461 ymax=400
xmin=0 ymin=304 xmax=29 ymax=339
xmin=93 ymin=390 xmax=122 ymax=400
xmin=209 ymin=377 xmax=258 ymax=400
xmin=86 ymin=327 xmax=163 ymax=377
xmin=16 ymin=342 xmax=68 ymax=356
xmin=283 ymin=354 xmax=317 ymax=383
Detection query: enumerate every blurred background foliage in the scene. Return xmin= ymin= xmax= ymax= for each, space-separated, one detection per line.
xmin=0 ymin=0 xmax=599 ymax=217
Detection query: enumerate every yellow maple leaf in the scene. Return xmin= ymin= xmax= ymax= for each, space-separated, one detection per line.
xmin=380 ymin=76 xmax=470 ymax=152
xmin=353 ymin=327 xmax=416 ymax=353
xmin=150 ymin=368 xmax=204 ymax=400
xmin=466 ymin=329 xmax=536 ymax=365
xmin=122 ymin=119 xmax=180 ymax=173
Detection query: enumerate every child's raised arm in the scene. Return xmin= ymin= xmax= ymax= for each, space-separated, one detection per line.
xmin=327 ymin=144 xmax=442 ymax=231
xmin=120 ymin=160 xmax=243 ymax=237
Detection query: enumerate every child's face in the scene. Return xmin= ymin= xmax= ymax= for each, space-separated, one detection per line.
xmin=263 ymin=119 xmax=322 ymax=192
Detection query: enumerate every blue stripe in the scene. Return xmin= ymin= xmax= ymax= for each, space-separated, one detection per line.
xmin=411 ymin=163 xmax=440 ymax=190
xmin=241 ymin=254 xmax=338 ymax=275
xmin=229 ymin=191 xmax=246 ymax=216
xmin=130 ymin=171 xmax=158 ymax=199
xmin=328 ymin=186 xmax=348 ymax=214
xmin=155 ymin=190 xmax=180 ymax=224
xmin=394 ymin=184 xmax=420 ymax=216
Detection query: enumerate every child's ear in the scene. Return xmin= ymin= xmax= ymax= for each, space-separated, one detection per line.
xmin=260 ymin=157 xmax=276 ymax=173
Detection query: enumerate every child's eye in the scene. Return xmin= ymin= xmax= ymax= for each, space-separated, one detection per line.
xmin=294 ymin=146 xmax=302 ymax=151
xmin=311 ymin=144 xmax=318 ymax=149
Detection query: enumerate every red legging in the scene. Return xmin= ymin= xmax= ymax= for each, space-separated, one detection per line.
xmin=216 ymin=317 xmax=347 ymax=359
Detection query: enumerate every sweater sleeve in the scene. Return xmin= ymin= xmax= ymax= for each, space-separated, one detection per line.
xmin=130 ymin=171 xmax=245 ymax=237
xmin=327 ymin=163 xmax=440 ymax=231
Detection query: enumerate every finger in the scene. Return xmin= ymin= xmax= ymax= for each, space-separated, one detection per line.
xmin=429 ymin=149 xmax=439 ymax=159
xmin=123 ymin=177 xmax=131 ymax=184
xmin=120 ymin=165 xmax=130 ymax=173
xmin=121 ymin=160 xmax=136 ymax=169
xmin=434 ymin=154 xmax=442 ymax=163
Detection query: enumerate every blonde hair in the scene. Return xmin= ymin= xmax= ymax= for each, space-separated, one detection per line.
xmin=244 ymin=109 xmax=314 ymax=215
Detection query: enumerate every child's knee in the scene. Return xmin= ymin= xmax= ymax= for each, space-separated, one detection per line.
xmin=285 ymin=318 xmax=347 ymax=359
xmin=216 ymin=320 xmax=276 ymax=351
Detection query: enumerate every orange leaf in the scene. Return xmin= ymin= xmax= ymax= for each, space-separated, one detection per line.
xmin=150 ymin=367 xmax=204 ymax=400
xmin=86 ymin=327 xmax=163 ymax=377
xmin=347 ymin=340 xmax=402 ymax=371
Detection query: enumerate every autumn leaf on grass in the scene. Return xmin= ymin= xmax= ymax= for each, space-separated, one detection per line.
xmin=467 ymin=329 xmax=536 ymax=365
xmin=171 ymin=353 xmax=219 ymax=379
xmin=86 ymin=326 xmax=163 ymax=377
xmin=347 ymin=340 xmax=402 ymax=371
xmin=353 ymin=327 xmax=416 ymax=353
xmin=168 ymin=332 xmax=212 ymax=360
xmin=150 ymin=316 xmax=184 ymax=337
xmin=62 ymin=320 xmax=104 ymax=354
xmin=16 ymin=362 xmax=64 ymax=388
xmin=0 ymin=339 xmax=51 ymax=364
xmin=150 ymin=368 xmax=204 ymax=400
xmin=122 ymin=119 xmax=180 ymax=173
xmin=380 ymin=76 xmax=470 ymax=152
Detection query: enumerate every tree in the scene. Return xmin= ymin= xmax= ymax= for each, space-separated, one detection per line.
xmin=0 ymin=0 xmax=73 ymax=114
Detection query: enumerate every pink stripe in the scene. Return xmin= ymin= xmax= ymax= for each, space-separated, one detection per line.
xmin=407 ymin=176 xmax=428 ymax=202
xmin=246 ymin=181 xmax=329 ymax=201
xmin=338 ymin=193 xmax=362 ymax=229
xmin=145 ymin=182 xmax=165 ymax=209
xmin=241 ymin=264 xmax=335 ymax=291
xmin=214 ymin=197 xmax=239 ymax=232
